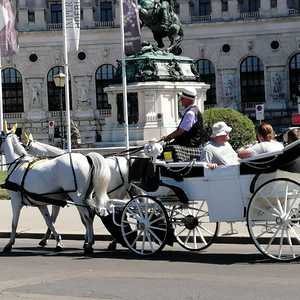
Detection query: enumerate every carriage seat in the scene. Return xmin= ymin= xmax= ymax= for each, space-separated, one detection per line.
xmin=158 ymin=161 xmax=205 ymax=181
xmin=240 ymin=139 xmax=300 ymax=175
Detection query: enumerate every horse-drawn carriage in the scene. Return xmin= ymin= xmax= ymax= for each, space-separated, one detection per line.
xmin=2 ymin=124 xmax=300 ymax=262
xmin=106 ymin=140 xmax=300 ymax=262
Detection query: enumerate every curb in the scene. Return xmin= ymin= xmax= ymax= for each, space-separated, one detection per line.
xmin=0 ymin=232 xmax=253 ymax=244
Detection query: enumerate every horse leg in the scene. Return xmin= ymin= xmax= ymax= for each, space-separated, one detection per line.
xmin=77 ymin=206 xmax=94 ymax=255
xmin=39 ymin=205 xmax=61 ymax=247
xmin=38 ymin=206 xmax=63 ymax=251
xmin=3 ymin=193 xmax=22 ymax=253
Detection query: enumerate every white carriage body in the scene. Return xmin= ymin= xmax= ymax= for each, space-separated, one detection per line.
xmin=155 ymin=161 xmax=254 ymax=222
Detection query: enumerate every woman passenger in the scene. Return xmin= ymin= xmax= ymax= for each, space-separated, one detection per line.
xmin=238 ymin=122 xmax=283 ymax=159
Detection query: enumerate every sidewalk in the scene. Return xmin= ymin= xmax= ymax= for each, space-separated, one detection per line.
xmin=0 ymin=200 xmax=252 ymax=243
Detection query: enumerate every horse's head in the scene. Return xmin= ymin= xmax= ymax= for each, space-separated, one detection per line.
xmin=0 ymin=121 xmax=17 ymax=149
xmin=144 ymin=140 xmax=163 ymax=162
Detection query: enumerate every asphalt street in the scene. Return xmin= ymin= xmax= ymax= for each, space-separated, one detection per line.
xmin=0 ymin=239 xmax=299 ymax=300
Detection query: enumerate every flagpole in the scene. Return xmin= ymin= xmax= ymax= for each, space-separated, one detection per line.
xmin=120 ymin=0 xmax=130 ymax=151
xmin=62 ymin=0 xmax=72 ymax=153
xmin=0 ymin=53 xmax=3 ymax=132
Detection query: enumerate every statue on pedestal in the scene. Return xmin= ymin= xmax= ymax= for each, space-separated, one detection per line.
xmin=138 ymin=0 xmax=183 ymax=55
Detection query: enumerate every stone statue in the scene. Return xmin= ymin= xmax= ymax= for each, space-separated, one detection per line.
xmin=31 ymin=82 xmax=42 ymax=109
xmin=138 ymin=0 xmax=183 ymax=55
xmin=71 ymin=120 xmax=81 ymax=147
xmin=77 ymin=81 xmax=91 ymax=109
xmin=272 ymin=73 xmax=282 ymax=99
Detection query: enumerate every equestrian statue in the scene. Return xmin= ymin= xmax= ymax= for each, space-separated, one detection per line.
xmin=138 ymin=0 xmax=183 ymax=55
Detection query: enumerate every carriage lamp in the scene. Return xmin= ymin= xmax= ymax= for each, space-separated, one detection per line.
xmin=53 ymin=73 xmax=66 ymax=149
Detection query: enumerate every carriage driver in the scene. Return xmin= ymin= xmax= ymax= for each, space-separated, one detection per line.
xmin=160 ymin=87 xmax=208 ymax=147
xmin=200 ymin=121 xmax=239 ymax=169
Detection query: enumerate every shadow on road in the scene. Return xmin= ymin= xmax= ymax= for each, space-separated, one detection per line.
xmin=0 ymin=246 xmax=297 ymax=265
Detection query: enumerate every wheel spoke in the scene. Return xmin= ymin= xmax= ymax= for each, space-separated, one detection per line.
xmin=149 ymin=225 xmax=166 ymax=231
xmin=198 ymin=224 xmax=214 ymax=236
xmin=131 ymin=230 xmax=142 ymax=248
xmin=193 ymin=229 xmax=197 ymax=249
xmin=196 ymin=227 xmax=207 ymax=245
xmin=284 ymin=184 xmax=289 ymax=213
xmin=184 ymin=230 xmax=192 ymax=246
xmin=255 ymin=223 xmax=279 ymax=238
xmin=289 ymin=225 xmax=300 ymax=243
xmin=148 ymin=228 xmax=163 ymax=245
xmin=150 ymin=216 xmax=165 ymax=225
xmin=145 ymin=230 xmax=154 ymax=252
xmin=125 ymin=228 xmax=137 ymax=236
xmin=134 ymin=199 xmax=144 ymax=219
xmin=286 ymin=227 xmax=296 ymax=258
xmin=265 ymin=225 xmax=282 ymax=251
xmin=175 ymin=227 xmax=187 ymax=237
xmin=278 ymin=226 xmax=285 ymax=258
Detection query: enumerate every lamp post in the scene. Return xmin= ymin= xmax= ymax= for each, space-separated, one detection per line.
xmin=53 ymin=72 xmax=66 ymax=149
xmin=298 ymin=84 xmax=300 ymax=114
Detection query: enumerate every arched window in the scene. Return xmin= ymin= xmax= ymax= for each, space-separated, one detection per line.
xmin=240 ymin=56 xmax=265 ymax=103
xmin=239 ymin=0 xmax=260 ymax=12
xmin=95 ymin=64 xmax=116 ymax=109
xmin=2 ymin=68 xmax=23 ymax=113
xmin=194 ymin=59 xmax=216 ymax=105
xmin=289 ymin=53 xmax=300 ymax=101
xmin=47 ymin=66 xmax=72 ymax=111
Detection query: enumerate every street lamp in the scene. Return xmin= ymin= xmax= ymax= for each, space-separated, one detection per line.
xmin=298 ymin=84 xmax=300 ymax=114
xmin=53 ymin=72 xmax=66 ymax=149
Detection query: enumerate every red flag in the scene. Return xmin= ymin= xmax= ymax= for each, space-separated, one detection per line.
xmin=0 ymin=0 xmax=18 ymax=56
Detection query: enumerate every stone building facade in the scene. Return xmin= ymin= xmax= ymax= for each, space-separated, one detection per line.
xmin=3 ymin=0 xmax=300 ymax=146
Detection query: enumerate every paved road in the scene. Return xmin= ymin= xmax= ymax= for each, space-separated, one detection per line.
xmin=0 ymin=239 xmax=299 ymax=300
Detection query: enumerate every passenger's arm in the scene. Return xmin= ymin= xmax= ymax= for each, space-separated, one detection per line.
xmin=237 ymin=148 xmax=254 ymax=159
xmin=161 ymin=128 xmax=185 ymax=142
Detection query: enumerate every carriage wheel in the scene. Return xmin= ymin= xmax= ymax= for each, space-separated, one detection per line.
xmin=121 ymin=195 xmax=169 ymax=256
xmin=171 ymin=201 xmax=219 ymax=251
xmin=247 ymin=178 xmax=300 ymax=262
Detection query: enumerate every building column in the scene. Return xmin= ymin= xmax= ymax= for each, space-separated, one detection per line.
xmin=211 ymin=0 xmax=221 ymax=20
xmin=260 ymin=0 xmax=271 ymax=17
xmin=178 ymin=0 xmax=191 ymax=23
xmin=114 ymin=0 xmax=120 ymax=27
xmin=277 ymin=0 xmax=289 ymax=15
xmin=227 ymin=0 xmax=239 ymax=18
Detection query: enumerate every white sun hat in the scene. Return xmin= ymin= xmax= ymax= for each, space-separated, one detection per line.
xmin=179 ymin=87 xmax=197 ymax=101
xmin=211 ymin=121 xmax=232 ymax=137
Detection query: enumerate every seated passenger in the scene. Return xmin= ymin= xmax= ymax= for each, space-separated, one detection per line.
xmin=286 ymin=128 xmax=300 ymax=144
xmin=200 ymin=121 xmax=239 ymax=169
xmin=238 ymin=122 xmax=283 ymax=159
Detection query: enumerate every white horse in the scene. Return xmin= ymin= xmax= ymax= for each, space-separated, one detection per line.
xmin=0 ymin=127 xmax=111 ymax=254
xmin=11 ymin=133 xmax=131 ymax=249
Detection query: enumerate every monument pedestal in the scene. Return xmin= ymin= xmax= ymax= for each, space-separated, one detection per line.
xmin=102 ymin=81 xmax=209 ymax=143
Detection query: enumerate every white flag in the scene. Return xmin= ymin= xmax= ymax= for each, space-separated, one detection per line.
xmin=0 ymin=0 xmax=18 ymax=56
xmin=64 ymin=0 xmax=80 ymax=51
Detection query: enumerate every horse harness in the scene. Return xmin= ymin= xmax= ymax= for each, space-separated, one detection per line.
xmin=1 ymin=153 xmax=87 ymax=208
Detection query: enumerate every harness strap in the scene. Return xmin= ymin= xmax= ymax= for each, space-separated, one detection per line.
xmin=108 ymin=157 xmax=126 ymax=195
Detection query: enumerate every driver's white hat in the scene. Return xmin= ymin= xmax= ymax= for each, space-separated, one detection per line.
xmin=179 ymin=87 xmax=197 ymax=101
xmin=211 ymin=121 xmax=232 ymax=137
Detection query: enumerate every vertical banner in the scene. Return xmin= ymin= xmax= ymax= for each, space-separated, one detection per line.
xmin=65 ymin=0 xmax=80 ymax=51
xmin=0 ymin=0 xmax=18 ymax=56
xmin=123 ymin=0 xmax=141 ymax=56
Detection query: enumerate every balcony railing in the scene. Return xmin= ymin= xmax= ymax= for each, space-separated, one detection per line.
xmin=191 ymin=15 xmax=212 ymax=23
xmin=47 ymin=23 xmax=62 ymax=31
xmin=94 ymin=20 xmax=115 ymax=28
xmin=3 ymin=112 xmax=24 ymax=119
xmin=240 ymin=11 xmax=260 ymax=19
xmin=98 ymin=108 xmax=111 ymax=117
xmin=48 ymin=111 xmax=67 ymax=118
xmin=289 ymin=9 xmax=300 ymax=16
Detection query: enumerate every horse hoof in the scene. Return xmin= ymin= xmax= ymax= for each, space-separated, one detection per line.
xmin=55 ymin=245 xmax=63 ymax=252
xmin=83 ymin=244 xmax=94 ymax=256
xmin=107 ymin=241 xmax=117 ymax=251
xmin=2 ymin=245 xmax=12 ymax=253
xmin=39 ymin=240 xmax=47 ymax=248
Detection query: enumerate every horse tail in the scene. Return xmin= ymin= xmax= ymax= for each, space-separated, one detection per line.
xmin=86 ymin=152 xmax=111 ymax=213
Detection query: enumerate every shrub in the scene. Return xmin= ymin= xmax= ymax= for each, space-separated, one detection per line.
xmin=203 ymin=108 xmax=256 ymax=150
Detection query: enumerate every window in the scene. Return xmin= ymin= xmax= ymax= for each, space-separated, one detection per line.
xmin=287 ymin=0 xmax=300 ymax=9
xmin=28 ymin=10 xmax=35 ymax=23
xmin=222 ymin=0 xmax=228 ymax=12
xmin=117 ymin=93 xmax=139 ymax=124
xmin=95 ymin=64 xmax=116 ymax=109
xmin=95 ymin=1 xmax=113 ymax=22
xmin=2 ymin=68 xmax=23 ymax=113
xmin=289 ymin=53 xmax=300 ymax=101
xmin=240 ymin=56 xmax=265 ymax=103
xmin=198 ymin=0 xmax=211 ymax=16
xmin=239 ymin=0 xmax=260 ymax=13
xmin=271 ymin=0 xmax=277 ymax=8
xmin=50 ymin=2 xmax=62 ymax=23
xmin=47 ymin=66 xmax=72 ymax=111
xmin=194 ymin=59 xmax=216 ymax=104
